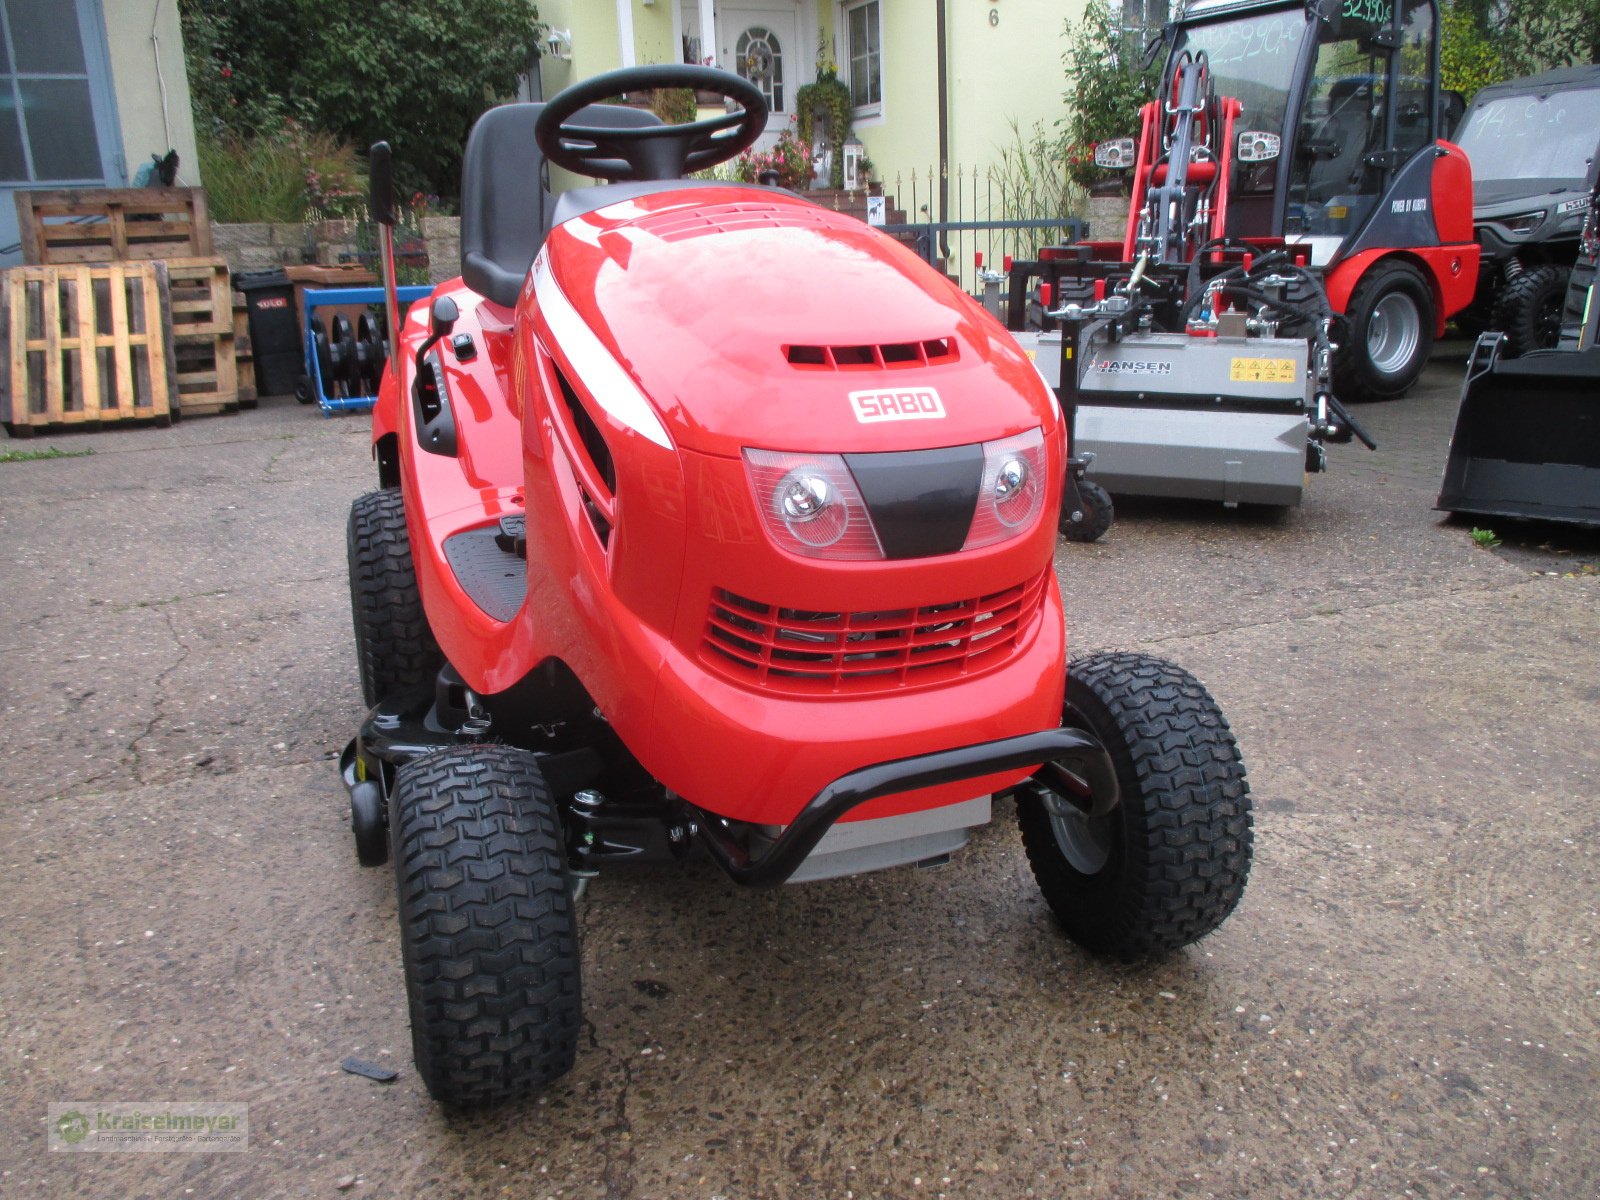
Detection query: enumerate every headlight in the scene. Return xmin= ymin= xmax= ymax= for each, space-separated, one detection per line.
xmin=964 ymin=428 xmax=1047 ymax=549
xmin=744 ymin=449 xmax=884 ymax=559
xmin=1094 ymin=138 xmax=1137 ymax=170
xmin=1499 ymin=210 xmax=1547 ymax=235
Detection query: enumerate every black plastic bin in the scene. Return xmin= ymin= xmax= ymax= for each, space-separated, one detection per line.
xmin=235 ymin=269 xmax=300 ymax=397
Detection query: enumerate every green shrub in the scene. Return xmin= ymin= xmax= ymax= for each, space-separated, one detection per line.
xmin=197 ymin=122 xmax=363 ymax=224
xmin=180 ymin=0 xmax=543 ymax=202
xmin=991 ymin=119 xmax=1086 ymax=258
xmin=1439 ymin=2 xmax=1505 ymax=98
xmin=1061 ymin=1 xmax=1164 ymax=190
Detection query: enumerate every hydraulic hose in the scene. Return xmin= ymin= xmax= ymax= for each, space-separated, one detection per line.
xmin=1183 ymin=261 xmax=1376 ymax=450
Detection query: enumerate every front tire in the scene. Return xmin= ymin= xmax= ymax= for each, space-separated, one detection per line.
xmin=1495 ymin=264 xmax=1569 ymax=358
xmin=391 ymin=745 xmax=582 ymax=1108
xmin=1017 ymin=651 xmax=1253 ymax=959
xmin=347 ymin=488 xmax=443 ymax=707
xmin=1334 ymin=261 xmax=1435 ymax=402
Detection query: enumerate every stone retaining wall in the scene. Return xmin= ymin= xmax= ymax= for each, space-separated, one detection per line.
xmin=212 ymin=217 xmax=462 ymax=285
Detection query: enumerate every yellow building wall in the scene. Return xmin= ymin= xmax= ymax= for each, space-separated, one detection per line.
xmin=103 ymin=0 xmax=201 ymax=187
xmin=633 ymin=3 xmax=681 ymax=64
xmin=825 ymin=0 xmax=1088 ymax=217
xmin=537 ymin=0 xmax=623 ymax=98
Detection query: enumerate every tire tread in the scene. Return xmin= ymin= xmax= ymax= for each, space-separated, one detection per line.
xmin=1018 ymin=651 xmax=1253 ymax=959
xmin=347 ymin=488 xmax=443 ymax=707
xmin=391 ymin=744 xmax=581 ymax=1107
xmin=1494 ymin=264 xmax=1569 ymax=358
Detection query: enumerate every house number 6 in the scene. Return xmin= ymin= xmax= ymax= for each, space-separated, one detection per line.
xmin=989 ymin=8 xmax=999 ymax=25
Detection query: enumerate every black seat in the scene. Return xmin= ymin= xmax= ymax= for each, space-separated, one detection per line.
xmin=460 ymin=102 xmax=666 ymax=307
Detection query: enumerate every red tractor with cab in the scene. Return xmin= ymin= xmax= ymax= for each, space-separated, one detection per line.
xmin=1013 ymin=0 xmax=1479 ymax=525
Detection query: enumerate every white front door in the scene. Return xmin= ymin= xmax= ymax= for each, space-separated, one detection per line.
xmin=716 ymin=5 xmax=800 ymax=150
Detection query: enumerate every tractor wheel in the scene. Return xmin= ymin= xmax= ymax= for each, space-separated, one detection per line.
xmin=347 ymin=488 xmax=443 ymax=707
xmin=1016 ymin=651 xmax=1253 ymax=959
xmin=391 ymin=745 xmax=582 ymax=1107
xmin=1060 ymin=479 xmax=1114 ymax=543
xmin=1334 ymin=261 xmax=1436 ymax=402
xmin=1495 ymin=265 xmax=1570 ymax=358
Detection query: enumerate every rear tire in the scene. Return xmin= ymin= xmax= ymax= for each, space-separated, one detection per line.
xmin=1495 ymin=264 xmax=1570 ymax=358
xmin=1060 ymin=479 xmax=1114 ymax=543
xmin=347 ymin=488 xmax=443 ymax=707
xmin=1334 ymin=261 xmax=1435 ymax=402
xmin=1017 ymin=651 xmax=1253 ymax=959
xmin=391 ymin=745 xmax=582 ymax=1108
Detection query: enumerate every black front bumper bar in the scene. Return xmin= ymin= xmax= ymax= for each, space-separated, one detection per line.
xmin=348 ymin=691 xmax=1119 ymax=891
xmin=687 ymin=726 xmax=1119 ymax=888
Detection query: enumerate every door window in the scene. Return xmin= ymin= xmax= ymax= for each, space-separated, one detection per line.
xmin=736 ymin=25 xmax=785 ymax=113
xmin=1287 ymin=5 xmax=1395 ymax=237
xmin=1392 ymin=0 xmax=1436 ymax=162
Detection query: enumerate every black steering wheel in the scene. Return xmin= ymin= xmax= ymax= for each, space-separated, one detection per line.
xmin=534 ymin=65 xmax=768 ymax=182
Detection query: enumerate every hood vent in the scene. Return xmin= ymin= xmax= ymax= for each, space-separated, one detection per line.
xmin=630 ymin=202 xmax=853 ymax=242
xmin=785 ymin=338 xmax=958 ymax=369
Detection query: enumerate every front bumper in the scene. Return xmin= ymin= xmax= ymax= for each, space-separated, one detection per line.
xmin=687 ymin=725 xmax=1118 ymax=887
xmin=344 ymin=696 xmax=1118 ymax=888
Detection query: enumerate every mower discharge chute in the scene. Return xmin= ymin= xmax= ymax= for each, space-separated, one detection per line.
xmin=1437 ymin=157 xmax=1600 ymax=526
xmin=1012 ymin=0 xmax=1479 ymax=515
xmin=339 ymin=66 xmax=1254 ymax=1108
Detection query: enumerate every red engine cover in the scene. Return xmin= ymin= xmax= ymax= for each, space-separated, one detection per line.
xmin=386 ymin=185 xmax=1069 ymax=828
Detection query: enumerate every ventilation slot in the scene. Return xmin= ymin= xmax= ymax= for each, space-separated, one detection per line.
xmin=784 ymin=339 xmax=962 ymax=370
xmin=629 ymin=202 xmax=847 ymax=242
xmin=551 ymin=363 xmax=615 ymax=547
xmin=701 ymin=571 xmax=1047 ymax=696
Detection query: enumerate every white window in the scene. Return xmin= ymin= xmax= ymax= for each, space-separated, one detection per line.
xmin=844 ymin=0 xmax=881 ymax=113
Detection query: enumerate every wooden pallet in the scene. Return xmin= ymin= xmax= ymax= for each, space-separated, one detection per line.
xmin=14 ymin=188 xmax=213 ymax=265
xmin=1 ymin=262 xmax=172 ymax=431
xmin=166 ymin=334 xmax=239 ymax=417
xmin=156 ymin=256 xmax=240 ymax=417
xmin=233 ymin=294 xmax=257 ymax=403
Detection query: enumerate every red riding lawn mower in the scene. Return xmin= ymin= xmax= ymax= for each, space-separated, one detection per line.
xmin=1012 ymin=0 xmax=1479 ymax=524
xmin=341 ymin=65 xmax=1253 ymax=1108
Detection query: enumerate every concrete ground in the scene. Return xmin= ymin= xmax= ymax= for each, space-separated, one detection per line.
xmin=1 ymin=341 xmax=1595 ymax=1199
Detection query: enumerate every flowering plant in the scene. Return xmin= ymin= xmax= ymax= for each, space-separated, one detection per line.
xmin=733 ymin=130 xmax=814 ymax=191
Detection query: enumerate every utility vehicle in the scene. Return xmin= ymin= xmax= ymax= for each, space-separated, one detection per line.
xmin=342 ymin=65 xmax=1253 ymax=1108
xmin=1449 ymin=65 xmax=1600 ymax=356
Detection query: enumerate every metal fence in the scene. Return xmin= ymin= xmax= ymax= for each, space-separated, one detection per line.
xmin=883 ymin=164 xmax=1092 ymax=296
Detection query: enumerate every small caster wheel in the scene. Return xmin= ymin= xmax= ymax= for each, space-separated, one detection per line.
xmin=1060 ymin=479 xmax=1113 ymax=542
xmin=350 ymin=779 xmax=387 ymax=867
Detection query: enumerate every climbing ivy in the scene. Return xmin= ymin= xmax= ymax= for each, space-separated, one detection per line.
xmin=649 ymin=88 xmax=699 ymax=126
xmin=795 ymin=74 xmax=853 ymax=189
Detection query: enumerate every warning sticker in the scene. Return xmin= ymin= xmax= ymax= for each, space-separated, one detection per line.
xmin=1229 ymin=357 xmax=1298 ymax=384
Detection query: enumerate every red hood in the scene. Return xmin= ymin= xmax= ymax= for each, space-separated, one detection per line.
xmin=538 ymin=186 xmax=1056 ymax=457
